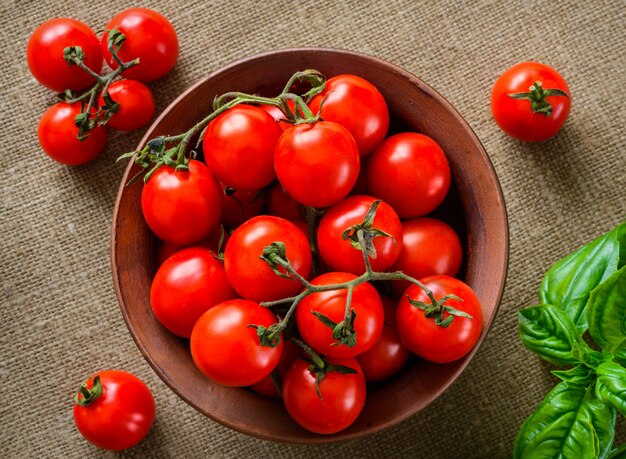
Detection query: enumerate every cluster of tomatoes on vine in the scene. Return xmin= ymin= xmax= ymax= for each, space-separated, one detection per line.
xmin=29 ymin=8 xmax=179 ymax=166
xmin=132 ymin=69 xmax=485 ymax=435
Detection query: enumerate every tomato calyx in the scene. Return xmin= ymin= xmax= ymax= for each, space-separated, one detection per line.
xmin=73 ymin=375 xmax=103 ymax=407
xmin=406 ymin=293 xmax=471 ymax=327
xmin=248 ymin=323 xmax=283 ymax=347
xmin=312 ymin=307 xmax=358 ymax=348
xmin=291 ymin=338 xmax=357 ymax=399
xmin=341 ymin=199 xmax=394 ymax=270
xmin=60 ymin=29 xmax=140 ymax=140
xmin=259 ymin=242 xmax=305 ymax=281
xmin=507 ymin=80 xmax=569 ymax=117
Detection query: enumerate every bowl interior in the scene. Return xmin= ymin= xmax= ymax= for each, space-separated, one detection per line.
xmin=112 ymin=48 xmax=508 ymax=443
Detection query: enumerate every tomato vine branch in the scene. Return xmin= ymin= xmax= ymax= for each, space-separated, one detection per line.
xmin=120 ymin=70 xmax=327 ymax=184
xmin=61 ymin=29 xmax=139 ymax=140
xmin=255 ymin=202 xmax=463 ymax=348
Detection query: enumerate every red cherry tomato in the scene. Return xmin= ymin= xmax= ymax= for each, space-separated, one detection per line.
xmin=275 ymin=121 xmax=360 ymax=208
xmin=221 ymin=185 xmax=266 ymax=228
xmin=367 ymin=133 xmax=450 ymax=218
xmin=203 ymin=105 xmax=282 ymax=191
xmin=249 ymin=340 xmax=300 ymax=398
xmin=396 ymin=275 xmax=483 ymax=363
xmin=282 ymin=356 xmax=366 ymax=434
xmin=356 ymin=296 xmax=409 ymax=381
xmin=98 ymin=80 xmax=155 ymax=131
xmin=492 ymin=62 xmax=571 ymax=142
xmin=73 ymin=370 xmax=154 ymax=451
xmin=27 ymin=18 xmax=102 ymax=92
xmin=267 ymin=184 xmax=302 ymax=221
xmin=224 ymin=216 xmax=312 ymax=302
xmin=155 ymin=225 xmax=227 ymax=266
xmin=141 ymin=160 xmax=222 ymax=245
xmin=296 ymin=272 xmax=384 ymax=358
xmin=391 ymin=218 xmax=462 ymax=294
xmin=190 ymin=299 xmax=283 ymax=386
xmin=309 ymin=74 xmax=389 ymax=156
xmin=317 ymin=195 xmax=403 ymax=275
xmin=38 ymin=102 xmax=107 ymax=165
xmin=150 ymin=247 xmax=236 ymax=338
xmin=102 ymin=8 xmax=178 ymax=81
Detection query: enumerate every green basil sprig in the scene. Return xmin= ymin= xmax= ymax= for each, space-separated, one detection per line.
xmin=515 ymin=222 xmax=625 ymax=459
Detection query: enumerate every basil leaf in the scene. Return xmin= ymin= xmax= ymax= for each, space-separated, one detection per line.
xmin=539 ymin=223 xmax=625 ymax=333
xmin=514 ymin=381 xmax=616 ymax=459
xmin=587 ymin=266 xmax=626 ymax=357
xmin=552 ymin=365 xmax=594 ymax=385
xmin=518 ymin=304 xmax=582 ymax=365
xmin=595 ymin=360 xmax=626 ymax=417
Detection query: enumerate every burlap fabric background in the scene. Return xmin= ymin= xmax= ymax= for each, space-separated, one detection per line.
xmin=2 ymin=0 xmax=625 ymax=457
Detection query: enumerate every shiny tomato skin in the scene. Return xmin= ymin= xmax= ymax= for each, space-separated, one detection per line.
xmin=141 ymin=160 xmax=222 ymax=245
xmin=150 ymin=247 xmax=236 ymax=338
xmin=102 ymin=8 xmax=178 ymax=81
xmin=282 ymin=357 xmax=366 ymax=434
xmin=296 ymin=272 xmax=384 ymax=358
xmin=224 ymin=216 xmax=312 ymax=302
xmin=317 ymin=195 xmax=403 ymax=275
xmin=396 ymin=275 xmax=483 ymax=363
xmin=190 ymin=299 xmax=283 ymax=386
xmin=155 ymin=225 xmax=227 ymax=267
xmin=289 ymin=219 xmax=309 ymax=236
xmin=27 ymin=18 xmax=102 ymax=92
xmin=203 ymin=105 xmax=282 ymax=191
xmin=249 ymin=340 xmax=300 ymax=398
xmin=221 ymin=185 xmax=266 ymax=229
xmin=491 ymin=62 xmax=570 ymax=142
xmin=98 ymin=80 xmax=155 ymax=131
xmin=391 ymin=218 xmax=463 ymax=294
xmin=356 ymin=296 xmax=409 ymax=382
xmin=267 ymin=184 xmax=302 ymax=221
xmin=73 ymin=370 xmax=155 ymax=451
xmin=275 ymin=121 xmax=360 ymax=208
xmin=38 ymin=102 xmax=107 ymax=165
xmin=309 ymin=74 xmax=389 ymax=156
xmin=367 ymin=133 xmax=450 ymax=218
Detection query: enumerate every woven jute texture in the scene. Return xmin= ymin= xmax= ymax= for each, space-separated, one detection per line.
xmin=1 ymin=0 xmax=625 ymax=457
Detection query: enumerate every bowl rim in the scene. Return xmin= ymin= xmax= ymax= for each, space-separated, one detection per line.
xmin=111 ymin=46 xmax=510 ymax=443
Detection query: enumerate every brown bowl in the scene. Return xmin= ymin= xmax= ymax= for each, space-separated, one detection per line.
xmin=111 ymin=48 xmax=508 ymax=443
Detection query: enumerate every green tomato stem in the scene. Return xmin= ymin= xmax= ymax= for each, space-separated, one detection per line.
xmin=63 ymin=40 xmax=139 ymax=139
xmin=258 ymin=246 xmax=441 ymax=348
xmin=122 ymin=70 xmax=327 ymax=183
xmin=357 ymin=229 xmax=374 ymax=276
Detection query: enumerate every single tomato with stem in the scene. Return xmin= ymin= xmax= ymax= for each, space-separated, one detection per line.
xmin=491 ymin=61 xmax=570 ymax=142
xmin=73 ymin=370 xmax=155 ymax=451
